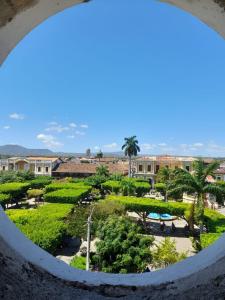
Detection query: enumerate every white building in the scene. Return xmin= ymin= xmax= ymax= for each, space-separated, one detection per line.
xmin=133 ymin=155 xmax=196 ymax=183
xmin=0 ymin=157 xmax=62 ymax=176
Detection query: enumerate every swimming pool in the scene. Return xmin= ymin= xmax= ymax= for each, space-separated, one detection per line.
xmin=147 ymin=212 xmax=177 ymax=221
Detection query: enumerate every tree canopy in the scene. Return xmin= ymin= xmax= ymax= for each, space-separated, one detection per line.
xmin=93 ymin=215 xmax=153 ymax=273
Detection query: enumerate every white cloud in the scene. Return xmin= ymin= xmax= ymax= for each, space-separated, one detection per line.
xmin=193 ymin=142 xmax=204 ymax=148
xmin=141 ymin=143 xmax=156 ymax=151
xmin=94 ymin=146 xmax=100 ymax=151
xmin=75 ymin=130 xmax=85 ymax=136
xmin=9 ymin=113 xmax=25 ymax=120
xmin=67 ymin=135 xmax=75 ymax=139
xmin=3 ymin=125 xmax=10 ymax=130
xmin=103 ymin=142 xmax=118 ymax=149
xmin=80 ymin=124 xmax=88 ymax=129
xmin=69 ymin=123 xmax=77 ymax=128
xmin=37 ymin=134 xmax=63 ymax=148
xmin=158 ymin=143 xmax=167 ymax=147
xmin=45 ymin=124 xmax=69 ymax=133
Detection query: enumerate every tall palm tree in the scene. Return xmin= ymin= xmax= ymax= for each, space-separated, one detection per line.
xmin=122 ymin=136 xmax=140 ymax=177
xmin=170 ymin=159 xmax=223 ymax=225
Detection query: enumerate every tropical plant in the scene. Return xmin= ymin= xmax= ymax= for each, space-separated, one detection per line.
xmin=156 ymin=167 xmax=176 ymax=201
xmin=93 ymin=216 xmax=154 ymax=273
xmin=122 ymin=136 xmax=140 ymax=177
xmin=152 ymin=237 xmax=187 ymax=269
xmin=170 ymin=160 xmax=223 ymax=225
xmin=120 ymin=179 xmax=136 ymax=196
xmin=96 ymin=165 xmax=110 ymax=177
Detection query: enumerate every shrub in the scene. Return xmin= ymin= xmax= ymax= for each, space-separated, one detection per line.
xmin=152 ymin=237 xmax=187 ymax=268
xmin=134 ymin=181 xmax=150 ymax=197
xmin=204 ymin=209 xmax=225 ymax=233
xmin=27 ymin=189 xmax=44 ymax=199
xmin=70 ymin=256 xmax=86 ymax=270
xmin=0 ymin=170 xmax=35 ymax=183
xmin=154 ymin=183 xmax=166 ymax=195
xmin=0 ymin=182 xmax=30 ymax=203
xmin=102 ymin=180 xmax=121 ymax=194
xmin=102 ymin=179 xmax=150 ymax=197
xmin=200 ymin=233 xmax=222 ymax=249
xmin=29 ymin=176 xmax=52 ymax=189
xmin=106 ymin=195 xmax=189 ymax=217
xmin=6 ymin=203 xmax=73 ymax=254
xmin=84 ymin=175 xmax=107 ymax=188
xmin=0 ymin=193 xmax=11 ymax=209
xmin=45 ymin=182 xmax=90 ymax=193
xmin=44 ymin=188 xmax=90 ymax=204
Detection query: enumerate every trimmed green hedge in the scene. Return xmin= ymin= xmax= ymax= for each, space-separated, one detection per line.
xmin=106 ymin=195 xmax=189 ymax=216
xmin=29 ymin=177 xmax=52 ymax=189
xmin=0 ymin=193 xmax=11 ymax=209
xmin=27 ymin=189 xmax=44 ymax=199
xmin=200 ymin=233 xmax=222 ymax=249
xmin=70 ymin=256 xmax=86 ymax=270
xmin=102 ymin=180 xmax=150 ymax=197
xmin=204 ymin=209 xmax=225 ymax=233
xmin=134 ymin=181 xmax=151 ymax=197
xmin=44 ymin=188 xmax=90 ymax=204
xmin=102 ymin=180 xmax=121 ymax=194
xmin=6 ymin=203 xmax=73 ymax=254
xmin=0 ymin=182 xmax=30 ymax=200
xmin=45 ymin=182 xmax=90 ymax=193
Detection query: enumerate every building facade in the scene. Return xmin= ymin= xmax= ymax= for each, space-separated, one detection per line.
xmin=133 ymin=155 xmax=196 ymax=183
xmin=0 ymin=157 xmax=62 ymax=176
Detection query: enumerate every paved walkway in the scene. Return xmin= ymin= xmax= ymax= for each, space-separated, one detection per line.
xmin=128 ymin=212 xmax=195 ymax=256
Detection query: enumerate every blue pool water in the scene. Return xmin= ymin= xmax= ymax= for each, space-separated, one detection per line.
xmin=147 ymin=212 xmax=173 ymax=220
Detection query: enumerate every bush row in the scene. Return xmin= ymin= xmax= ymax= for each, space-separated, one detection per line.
xmin=106 ymin=195 xmax=189 ymax=216
xmin=102 ymin=180 xmax=150 ymax=197
xmin=29 ymin=176 xmax=52 ymax=189
xmin=44 ymin=182 xmax=90 ymax=193
xmin=44 ymin=188 xmax=91 ymax=204
xmin=0 ymin=182 xmax=30 ymax=207
xmin=6 ymin=203 xmax=73 ymax=254
xmin=0 ymin=193 xmax=11 ymax=209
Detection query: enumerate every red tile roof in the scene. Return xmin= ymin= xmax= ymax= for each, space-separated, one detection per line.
xmin=53 ymin=162 xmax=128 ymax=175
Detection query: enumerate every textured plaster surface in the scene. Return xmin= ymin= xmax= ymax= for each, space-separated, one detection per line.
xmin=1 ymin=0 xmax=225 ymax=298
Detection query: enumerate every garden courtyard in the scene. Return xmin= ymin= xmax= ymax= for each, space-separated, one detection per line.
xmin=1 ymin=159 xmax=225 ymax=273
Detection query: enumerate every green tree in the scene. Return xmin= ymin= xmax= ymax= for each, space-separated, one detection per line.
xmin=67 ymin=200 xmax=125 ymax=240
xmin=96 ymin=150 xmax=103 ymax=162
xmin=156 ymin=167 xmax=176 ymax=201
xmin=121 ymin=179 xmax=136 ymax=196
xmin=93 ymin=216 xmax=154 ymax=273
xmin=170 ymin=160 xmax=223 ymax=226
xmin=96 ymin=165 xmax=110 ymax=177
xmin=152 ymin=237 xmax=187 ymax=269
xmin=122 ymin=136 xmax=140 ymax=177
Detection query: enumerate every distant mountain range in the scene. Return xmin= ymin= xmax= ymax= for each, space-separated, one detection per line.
xmin=0 ymin=145 xmax=125 ymax=157
xmin=0 ymin=145 xmax=54 ymax=156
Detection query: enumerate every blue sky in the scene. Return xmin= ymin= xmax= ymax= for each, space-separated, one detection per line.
xmin=1 ymin=0 xmax=225 ymax=156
